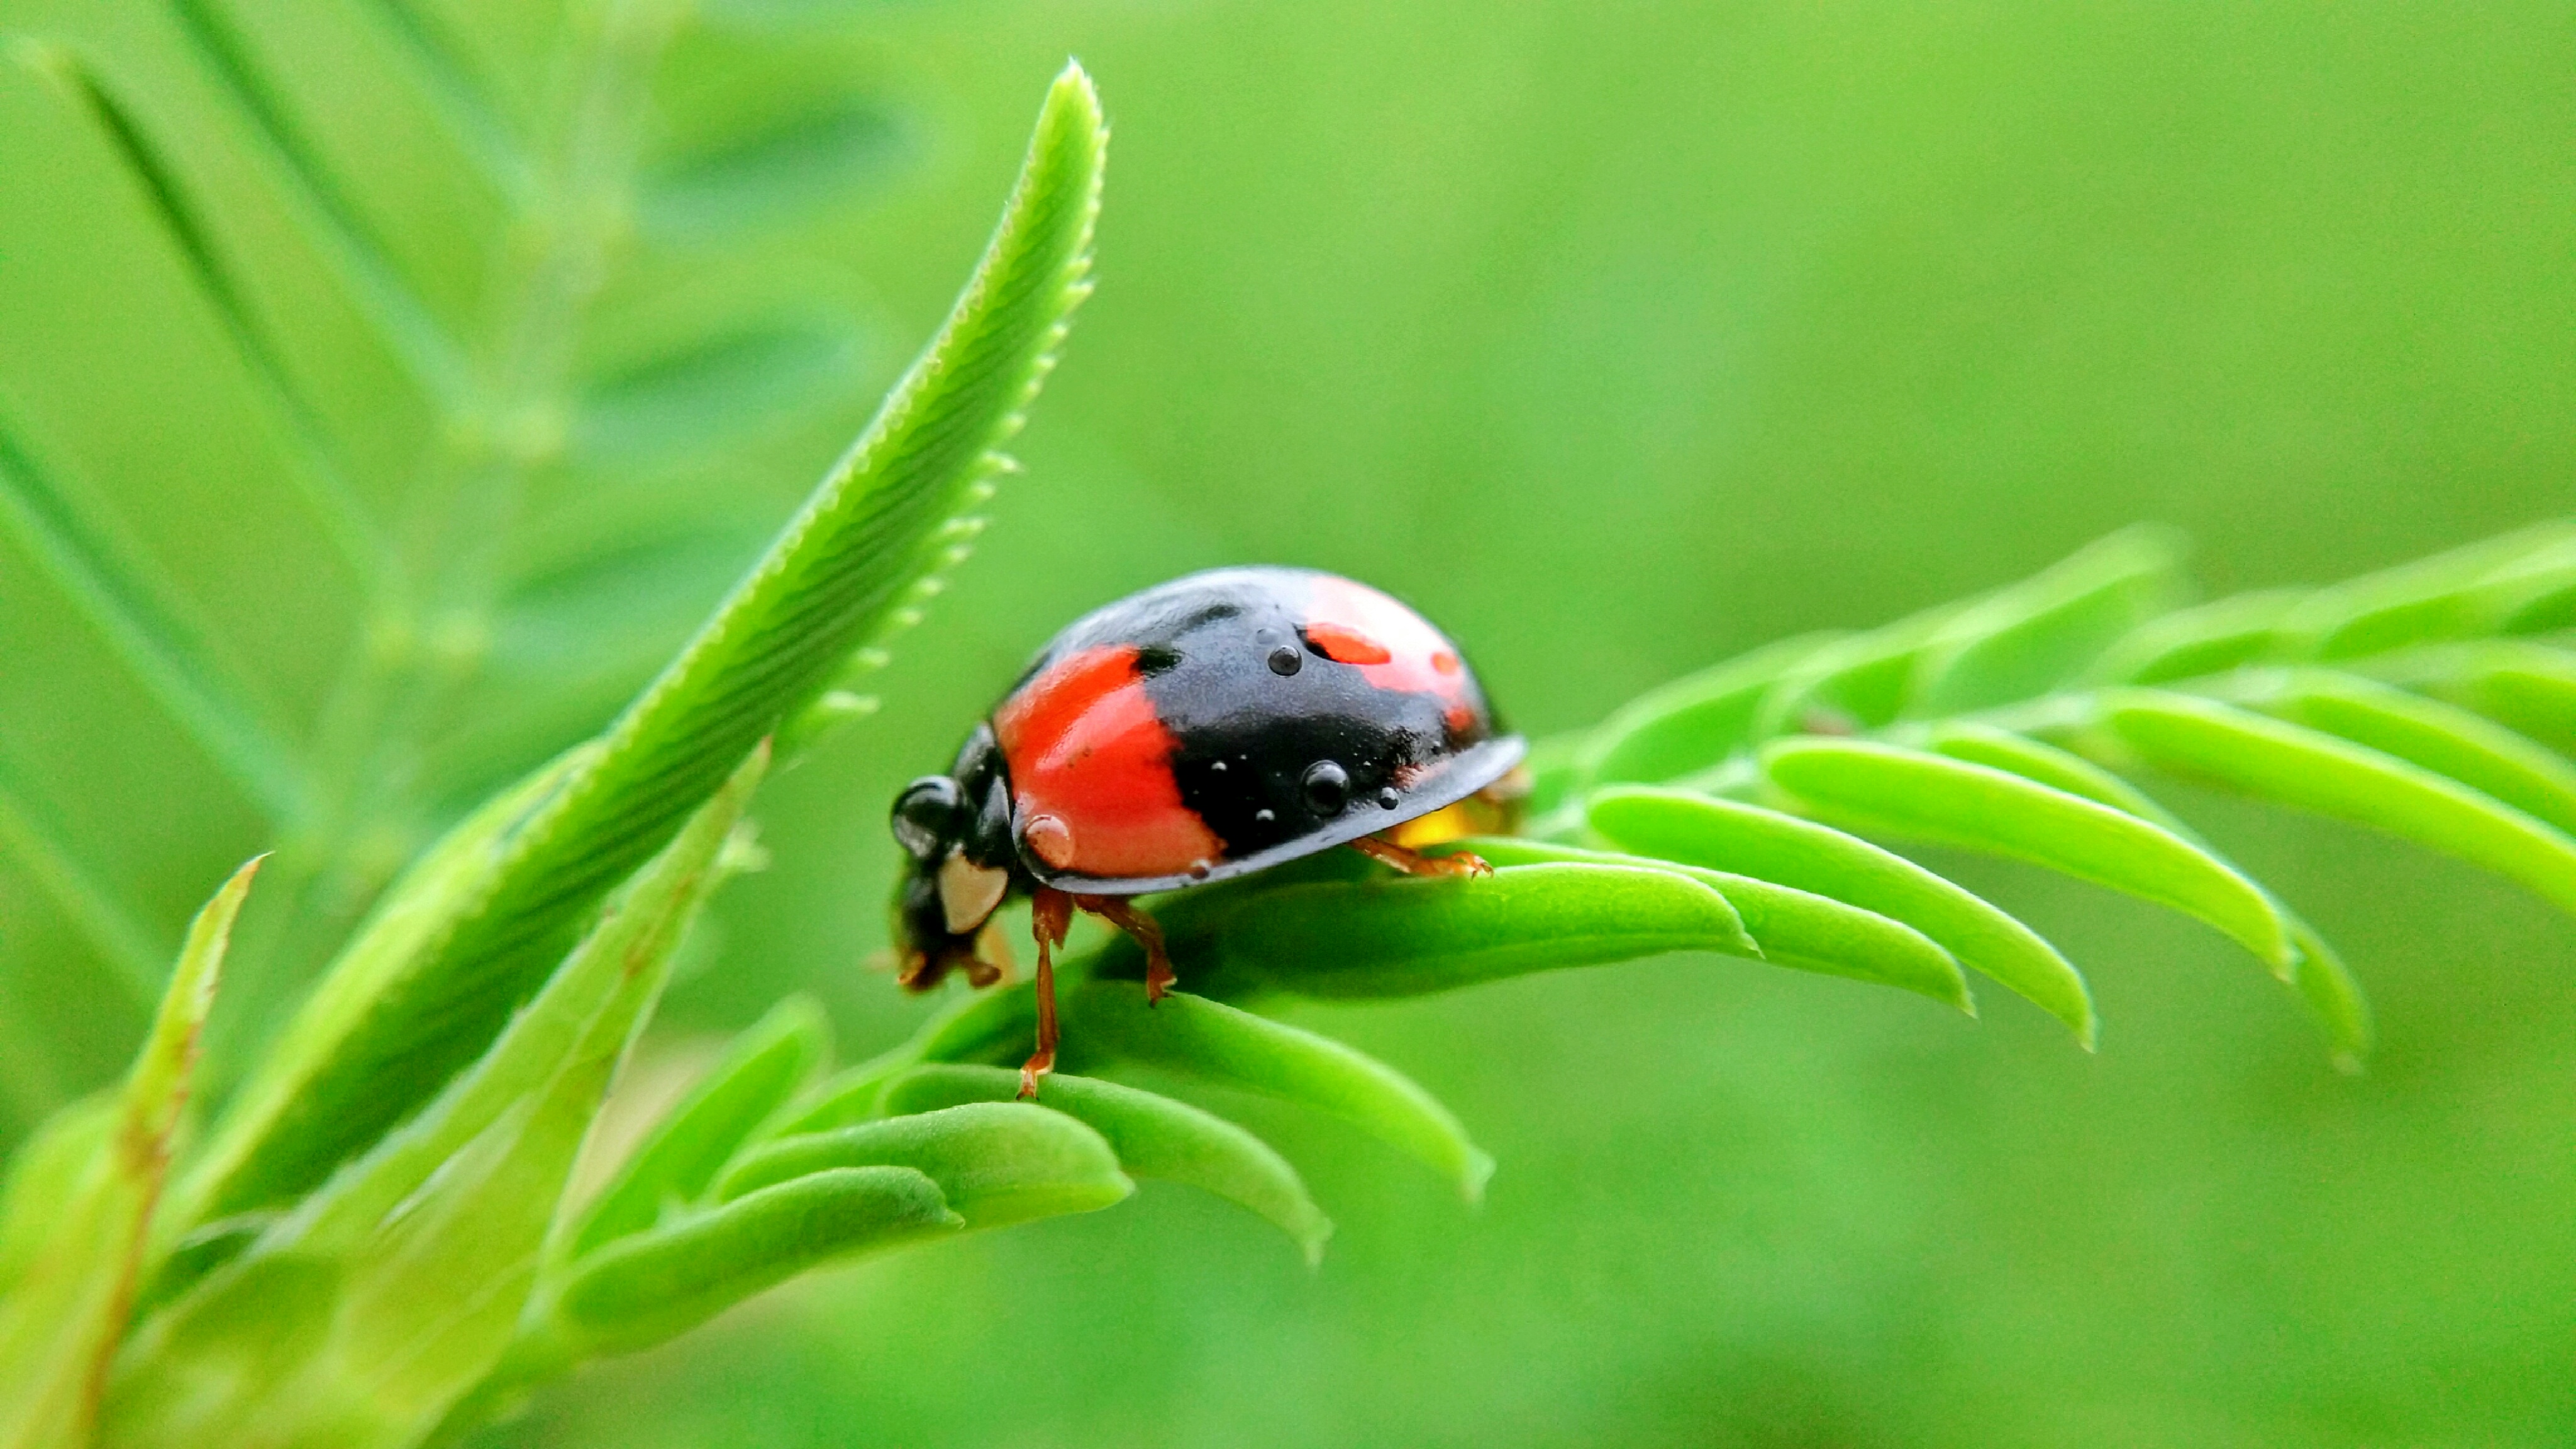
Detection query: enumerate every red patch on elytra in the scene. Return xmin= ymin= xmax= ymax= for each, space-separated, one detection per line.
xmin=994 ymin=645 xmax=1224 ymax=880
xmin=1303 ymin=621 xmax=1393 ymax=665
xmin=1304 ymin=577 xmax=1481 ymax=727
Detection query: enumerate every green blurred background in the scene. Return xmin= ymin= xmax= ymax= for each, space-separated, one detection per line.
xmin=3 ymin=1 xmax=2572 ymax=1443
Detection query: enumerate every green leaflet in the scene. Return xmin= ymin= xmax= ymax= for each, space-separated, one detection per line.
xmin=1130 ymin=863 xmax=1759 ymax=1001
xmin=2287 ymin=521 xmax=2576 ymax=660
xmin=1460 ymin=839 xmax=1970 ymax=1009
xmin=1063 ymin=984 xmax=1495 ymax=1202
xmin=2247 ymin=671 xmax=2576 ymax=838
xmin=772 ymin=984 xmax=1045 ymax=1138
xmin=1909 ymin=525 xmax=2187 ymax=716
xmin=570 ymin=995 xmax=831 ymax=1258
xmin=2089 ymin=589 xmax=2303 ymax=686
xmin=0 ymin=857 xmax=257 ymax=1449
xmin=552 ymin=1167 xmax=959 ymax=1357
xmin=1753 ymin=601 xmax=1965 ymax=737
xmin=1920 ymin=723 xmax=2372 ymax=1066
xmin=1586 ymin=786 xmax=2096 ymax=1045
xmin=1577 ymin=634 xmax=1838 ymax=787
xmin=182 ymin=65 xmax=1108 ymax=1223
xmin=104 ymin=755 xmax=763 ymax=1449
xmin=171 ymin=745 xmax=592 ymax=1235
xmin=1759 ymin=736 xmax=2297 ymax=977
xmin=716 ymin=1103 xmax=1132 ymax=1231
xmin=2374 ymin=641 xmax=2576 ymax=758
xmin=2101 ymin=690 xmax=2576 ymax=919
xmin=884 ymin=1066 xmax=1333 ymax=1265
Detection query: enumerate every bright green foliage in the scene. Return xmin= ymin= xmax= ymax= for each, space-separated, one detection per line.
xmin=0 ymin=3 xmax=2570 ymax=1442
xmin=1522 ymin=521 xmax=2576 ymax=1062
xmin=882 ymin=1066 xmax=1334 ymax=1267
xmin=0 ymin=858 xmax=257 ymax=1449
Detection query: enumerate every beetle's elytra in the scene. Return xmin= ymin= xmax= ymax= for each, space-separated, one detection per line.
xmin=889 ymin=566 xmax=1526 ymax=1095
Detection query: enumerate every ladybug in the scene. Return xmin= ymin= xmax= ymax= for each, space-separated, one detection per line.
xmin=889 ymin=566 xmax=1526 ymax=1096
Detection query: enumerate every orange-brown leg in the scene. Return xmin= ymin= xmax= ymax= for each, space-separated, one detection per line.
xmin=1349 ymin=833 xmax=1493 ymax=878
xmin=1074 ymin=894 xmax=1177 ymax=1003
xmin=1020 ymin=887 xmax=1074 ymax=1099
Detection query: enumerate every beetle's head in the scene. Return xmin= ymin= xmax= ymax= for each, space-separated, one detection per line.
xmin=887 ymin=724 xmax=1019 ymax=991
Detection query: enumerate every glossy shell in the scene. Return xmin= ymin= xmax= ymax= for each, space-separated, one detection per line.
xmin=987 ymin=567 xmax=1522 ymax=894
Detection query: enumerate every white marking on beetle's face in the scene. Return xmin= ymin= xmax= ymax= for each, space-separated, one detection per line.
xmin=938 ymin=850 xmax=1009 ymax=935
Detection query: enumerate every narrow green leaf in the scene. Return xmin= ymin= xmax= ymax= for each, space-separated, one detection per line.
xmin=109 ymin=758 xmax=762 ymax=1448
xmin=2377 ymin=642 xmax=2576 ymax=758
xmin=570 ymin=995 xmax=830 ymax=1258
xmin=1577 ymin=634 xmax=1837 ymax=786
xmin=1922 ymin=723 xmax=2373 ymax=1066
xmin=2102 ymin=690 xmax=2576 ymax=918
xmin=643 ymin=101 xmax=911 ymax=238
xmin=2287 ymin=521 xmax=2576 ymax=660
xmin=1062 ymin=984 xmax=1494 ymax=1202
xmin=2250 ymin=671 xmax=2576 ymax=838
xmin=1920 ymin=721 xmax=2172 ymax=819
xmin=1760 ymin=737 xmax=2297 ymax=976
xmin=2088 ymin=589 xmax=2302 ymax=686
xmin=1752 ymin=602 xmax=1964 ymax=737
xmin=0 ymin=856 xmax=257 ymax=1449
xmin=0 ymin=411 xmax=310 ymax=821
xmin=717 ymin=1103 xmax=1131 ymax=1230
xmin=552 ymin=1167 xmax=957 ymax=1357
xmin=13 ymin=44 xmax=392 ymax=589
xmin=1587 ymin=786 xmax=2095 ymax=1044
xmin=884 ymin=1065 xmax=1333 ymax=1265
xmin=172 ymin=745 xmax=595 ymax=1233
xmin=184 ymin=65 xmax=1108 ymax=1221
xmin=772 ymin=985 xmax=1047 ymax=1140
xmin=1911 ymin=525 xmax=2187 ymax=715
xmin=1135 ymin=863 xmax=1758 ymax=1001
xmin=1461 ymin=839 xmax=1970 ymax=1009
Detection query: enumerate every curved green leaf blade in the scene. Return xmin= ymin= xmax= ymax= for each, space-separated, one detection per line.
xmin=571 ymin=994 xmax=830 ymax=1259
xmin=884 ymin=1065 xmax=1332 ymax=1265
xmin=2287 ymin=521 xmax=2576 ymax=660
xmin=184 ymin=64 xmax=1108 ymax=1221
xmin=1145 ymin=863 xmax=1757 ymax=1001
xmin=1921 ymin=723 xmax=2372 ymax=1066
xmin=2089 ymin=589 xmax=2302 ymax=686
xmin=1064 ymin=984 xmax=1494 ymax=1203
xmin=2101 ymin=690 xmax=2576 ymax=918
xmin=717 ymin=1102 xmax=1132 ymax=1231
xmin=1760 ymin=737 xmax=2297 ymax=976
xmin=1462 ymin=839 xmax=1970 ymax=1009
xmin=1911 ymin=525 xmax=2186 ymax=716
xmin=1577 ymin=634 xmax=1836 ymax=787
xmin=108 ymin=755 xmax=762 ymax=1449
xmin=1586 ymin=786 xmax=2095 ymax=1044
xmin=552 ymin=1167 xmax=957 ymax=1358
xmin=2384 ymin=642 xmax=2576 ymax=757
xmin=0 ymin=857 xmax=256 ymax=1449
xmin=2257 ymin=670 xmax=2576 ymax=838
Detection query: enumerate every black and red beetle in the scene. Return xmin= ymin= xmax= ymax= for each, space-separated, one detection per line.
xmin=889 ymin=566 xmax=1525 ymax=1094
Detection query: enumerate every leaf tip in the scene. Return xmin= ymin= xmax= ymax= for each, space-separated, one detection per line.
xmin=1460 ymin=1147 xmax=1497 ymax=1207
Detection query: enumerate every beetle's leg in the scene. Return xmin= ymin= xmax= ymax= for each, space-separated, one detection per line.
xmin=1349 ymin=833 xmax=1492 ymax=879
xmin=1020 ymin=887 xmax=1074 ymax=1099
xmin=1074 ymin=894 xmax=1177 ymax=1004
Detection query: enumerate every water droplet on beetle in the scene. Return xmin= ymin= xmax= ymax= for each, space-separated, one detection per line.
xmin=1303 ymin=760 xmax=1349 ymax=813
xmin=1209 ymin=758 xmax=1227 ymax=773
xmin=1187 ymin=860 xmax=1213 ymax=880
xmin=1268 ymin=644 xmax=1302 ymax=676
xmin=1253 ymin=808 xmax=1276 ymax=824
xmin=1378 ymin=786 xmax=1401 ymax=809
xmin=1023 ymin=813 xmax=1076 ymax=870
